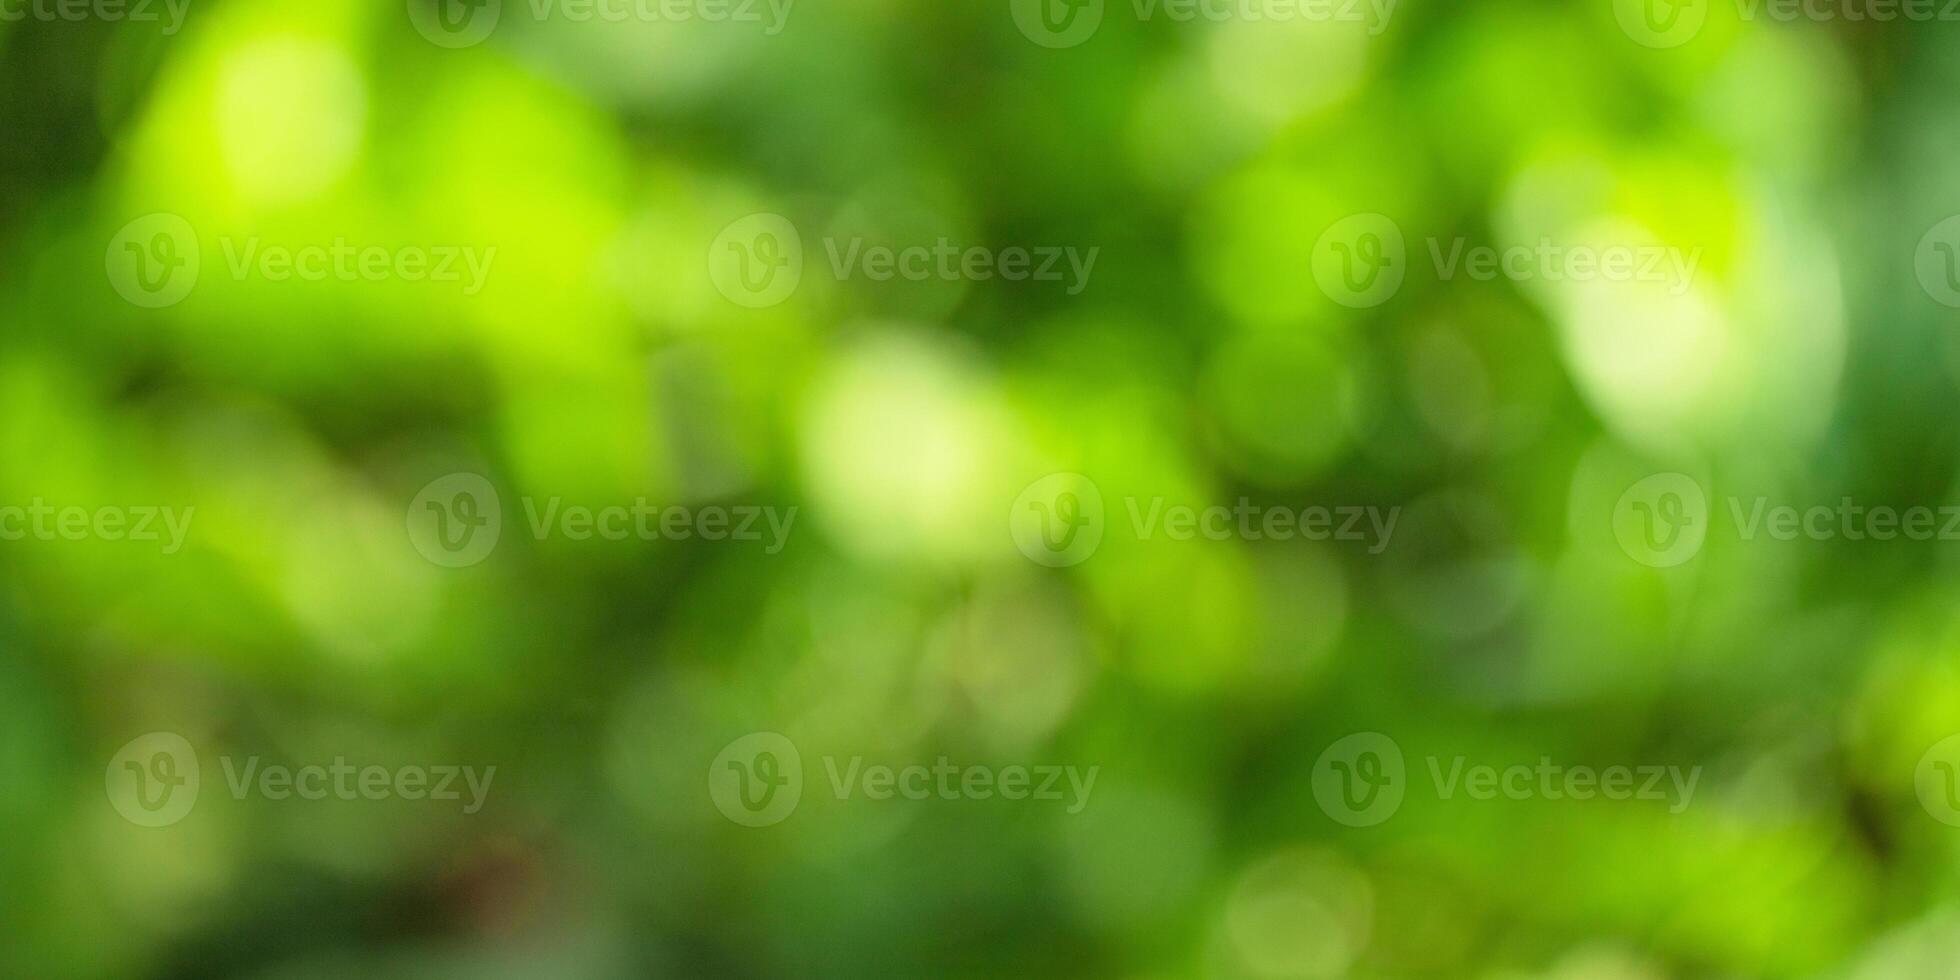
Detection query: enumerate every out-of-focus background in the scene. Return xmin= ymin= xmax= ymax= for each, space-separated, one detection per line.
xmin=8 ymin=0 xmax=1960 ymax=975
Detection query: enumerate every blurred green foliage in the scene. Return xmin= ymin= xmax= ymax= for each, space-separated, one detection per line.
xmin=6 ymin=0 xmax=1960 ymax=977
